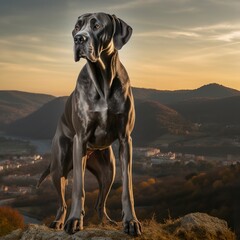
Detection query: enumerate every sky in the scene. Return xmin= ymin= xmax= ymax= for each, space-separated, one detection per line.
xmin=0 ymin=0 xmax=240 ymax=96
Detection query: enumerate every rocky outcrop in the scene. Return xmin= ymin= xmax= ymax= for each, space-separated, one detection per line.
xmin=163 ymin=212 xmax=236 ymax=240
xmin=0 ymin=212 xmax=236 ymax=240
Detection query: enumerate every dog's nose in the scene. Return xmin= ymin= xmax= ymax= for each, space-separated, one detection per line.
xmin=74 ymin=34 xmax=88 ymax=44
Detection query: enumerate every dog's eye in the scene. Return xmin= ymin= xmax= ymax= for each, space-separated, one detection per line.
xmin=75 ymin=26 xmax=80 ymax=31
xmin=93 ymin=23 xmax=101 ymax=30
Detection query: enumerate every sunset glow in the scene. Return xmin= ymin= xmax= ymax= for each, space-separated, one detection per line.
xmin=0 ymin=0 xmax=240 ymax=96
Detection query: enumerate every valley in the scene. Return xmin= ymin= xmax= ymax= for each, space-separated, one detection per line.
xmin=1 ymin=83 xmax=240 ymax=236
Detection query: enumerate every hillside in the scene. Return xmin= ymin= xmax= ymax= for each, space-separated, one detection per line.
xmin=6 ymin=97 xmax=67 ymax=139
xmin=169 ymin=95 xmax=240 ymax=124
xmin=133 ymin=83 xmax=240 ymax=104
xmin=0 ymin=91 xmax=55 ymax=128
xmin=1 ymin=213 xmax=236 ymax=240
xmin=134 ymin=100 xmax=191 ymax=146
xmin=5 ymin=98 xmax=191 ymax=145
xmin=2 ymin=83 xmax=240 ymax=145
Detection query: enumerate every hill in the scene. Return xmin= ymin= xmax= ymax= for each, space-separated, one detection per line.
xmin=169 ymin=96 xmax=240 ymax=124
xmin=1 ymin=213 xmax=236 ymax=240
xmin=134 ymin=100 xmax=191 ymax=146
xmin=133 ymin=83 xmax=240 ymax=104
xmin=3 ymin=83 xmax=240 ymax=145
xmin=5 ymin=98 xmax=191 ymax=146
xmin=6 ymin=97 xmax=67 ymax=139
xmin=0 ymin=91 xmax=55 ymax=128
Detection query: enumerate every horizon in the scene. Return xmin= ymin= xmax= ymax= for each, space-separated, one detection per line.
xmin=0 ymin=82 xmax=238 ymax=97
xmin=0 ymin=0 xmax=240 ymax=96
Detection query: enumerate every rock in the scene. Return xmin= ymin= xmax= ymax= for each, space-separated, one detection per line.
xmin=0 ymin=229 xmax=22 ymax=240
xmin=0 ymin=213 xmax=236 ymax=240
xmin=0 ymin=224 xmax=130 ymax=240
xmin=164 ymin=212 xmax=236 ymax=240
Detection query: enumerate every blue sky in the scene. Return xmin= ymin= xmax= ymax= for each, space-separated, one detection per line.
xmin=0 ymin=0 xmax=240 ymax=95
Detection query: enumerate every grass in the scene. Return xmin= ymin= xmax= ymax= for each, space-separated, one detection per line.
xmin=85 ymin=215 xmax=236 ymax=240
xmin=2 ymin=216 xmax=236 ymax=240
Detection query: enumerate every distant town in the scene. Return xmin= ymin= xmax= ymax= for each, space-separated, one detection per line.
xmin=133 ymin=147 xmax=240 ymax=167
xmin=0 ymin=155 xmax=42 ymax=197
xmin=1 ymin=147 xmax=240 ymax=199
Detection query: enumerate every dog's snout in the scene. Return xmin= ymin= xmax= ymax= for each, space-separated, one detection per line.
xmin=74 ymin=34 xmax=88 ymax=44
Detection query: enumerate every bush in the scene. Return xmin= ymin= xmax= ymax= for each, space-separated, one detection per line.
xmin=0 ymin=206 xmax=24 ymax=237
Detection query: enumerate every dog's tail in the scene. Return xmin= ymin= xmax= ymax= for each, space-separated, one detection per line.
xmin=36 ymin=164 xmax=51 ymax=188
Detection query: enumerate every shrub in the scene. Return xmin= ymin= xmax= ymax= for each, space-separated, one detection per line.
xmin=0 ymin=206 xmax=24 ymax=237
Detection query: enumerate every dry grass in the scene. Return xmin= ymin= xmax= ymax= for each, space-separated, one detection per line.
xmin=26 ymin=213 xmax=237 ymax=240
xmin=85 ymin=215 xmax=236 ymax=240
xmin=86 ymin=218 xmax=177 ymax=240
xmin=2 ymin=217 xmax=236 ymax=240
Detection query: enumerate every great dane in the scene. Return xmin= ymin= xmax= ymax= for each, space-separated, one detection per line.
xmin=37 ymin=12 xmax=141 ymax=236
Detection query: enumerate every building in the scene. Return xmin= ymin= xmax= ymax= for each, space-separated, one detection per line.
xmin=151 ymin=152 xmax=178 ymax=165
xmin=133 ymin=148 xmax=160 ymax=158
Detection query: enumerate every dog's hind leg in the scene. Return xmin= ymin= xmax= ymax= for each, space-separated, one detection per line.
xmin=49 ymin=134 xmax=71 ymax=230
xmin=86 ymin=146 xmax=117 ymax=225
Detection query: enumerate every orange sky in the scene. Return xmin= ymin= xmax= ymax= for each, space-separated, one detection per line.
xmin=0 ymin=0 xmax=240 ymax=96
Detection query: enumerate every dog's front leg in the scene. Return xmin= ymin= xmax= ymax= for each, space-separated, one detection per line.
xmin=119 ymin=135 xmax=142 ymax=236
xmin=64 ymin=134 xmax=86 ymax=234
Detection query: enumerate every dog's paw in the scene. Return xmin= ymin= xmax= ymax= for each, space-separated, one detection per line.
xmin=49 ymin=221 xmax=64 ymax=230
xmin=123 ymin=219 xmax=142 ymax=236
xmin=64 ymin=217 xmax=83 ymax=235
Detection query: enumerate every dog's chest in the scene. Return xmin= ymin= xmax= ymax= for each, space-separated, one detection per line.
xmin=86 ymin=107 xmax=121 ymax=149
xmin=79 ymin=84 xmax=126 ymax=115
xmin=87 ymin=97 xmax=124 ymax=129
xmin=75 ymin=78 xmax=130 ymax=148
xmin=75 ymin=92 xmax=125 ymax=147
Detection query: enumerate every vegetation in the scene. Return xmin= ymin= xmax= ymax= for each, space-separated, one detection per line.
xmin=6 ymin=162 xmax=240 ymax=237
xmin=0 ymin=206 xmax=24 ymax=237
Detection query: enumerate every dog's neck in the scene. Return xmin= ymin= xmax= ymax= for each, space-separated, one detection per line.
xmin=87 ymin=46 xmax=119 ymax=100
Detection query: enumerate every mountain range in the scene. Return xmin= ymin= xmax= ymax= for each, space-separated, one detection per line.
xmin=0 ymin=91 xmax=54 ymax=128
xmin=2 ymin=83 xmax=240 ymax=146
xmin=170 ymin=96 xmax=240 ymax=124
xmin=132 ymin=83 xmax=240 ymax=104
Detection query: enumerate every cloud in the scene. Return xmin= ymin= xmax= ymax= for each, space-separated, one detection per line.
xmin=214 ymin=31 xmax=240 ymax=42
xmin=135 ymin=30 xmax=200 ymax=38
xmin=135 ymin=22 xmax=240 ymax=43
xmin=0 ymin=62 xmax=55 ymax=73
xmin=171 ymin=31 xmax=200 ymax=38
xmin=173 ymin=40 xmax=240 ymax=64
xmin=167 ymin=7 xmax=199 ymax=14
xmin=209 ymin=0 xmax=240 ymax=6
xmin=0 ymin=0 xmax=239 ymax=94
xmin=190 ymin=22 xmax=240 ymax=42
xmin=190 ymin=23 xmax=238 ymax=32
xmin=0 ymin=31 xmax=72 ymax=62
xmin=106 ymin=0 xmax=160 ymax=10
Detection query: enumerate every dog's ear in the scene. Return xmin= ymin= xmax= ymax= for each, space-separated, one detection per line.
xmin=111 ymin=15 xmax=132 ymax=50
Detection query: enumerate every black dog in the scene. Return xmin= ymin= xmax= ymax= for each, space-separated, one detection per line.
xmin=38 ymin=12 xmax=141 ymax=236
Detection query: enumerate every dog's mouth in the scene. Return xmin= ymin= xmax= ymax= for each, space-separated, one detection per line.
xmin=79 ymin=51 xmax=87 ymax=59
xmin=74 ymin=44 xmax=98 ymax=62
xmin=74 ymin=46 xmax=86 ymax=62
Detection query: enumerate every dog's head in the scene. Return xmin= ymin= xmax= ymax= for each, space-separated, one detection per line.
xmin=72 ymin=12 xmax=132 ymax=62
